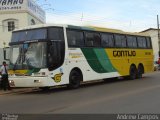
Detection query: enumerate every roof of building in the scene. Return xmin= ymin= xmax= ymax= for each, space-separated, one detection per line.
xmin=141 ymin=28 xmax=158 ymax=33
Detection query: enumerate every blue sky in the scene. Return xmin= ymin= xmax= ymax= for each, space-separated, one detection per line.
xmin=36 ymin=0 xmax=160 ymax=32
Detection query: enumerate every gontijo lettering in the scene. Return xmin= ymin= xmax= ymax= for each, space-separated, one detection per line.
xmin=113 ymin=50 xmax=136 ymax=57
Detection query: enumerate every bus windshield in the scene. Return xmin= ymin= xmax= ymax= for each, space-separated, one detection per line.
xmin=10 ymin=42 xmax=47 ymax=70
xmin=9 ymin=27 xmax=65 ymax=72
xmin=11 ymin=29 xmax=47 ymax=43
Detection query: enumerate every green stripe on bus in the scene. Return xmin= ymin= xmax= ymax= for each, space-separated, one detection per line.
xmin=81 ymin=48 xmax=106 ymax=73
xmin=94 ymin=48 xmax=117 ymax=72
xmin=81 ymin=48 xmax=117 ymax=73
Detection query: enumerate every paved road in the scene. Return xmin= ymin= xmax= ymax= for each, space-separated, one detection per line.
xmin=0 ymin=72 xmax=160 ymax=114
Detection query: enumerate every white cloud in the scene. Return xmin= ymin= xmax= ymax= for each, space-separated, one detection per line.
xmin=46 ymin=12 xmax=156 ymax=32
xmin=45 ymin=0 xmax=160 ymax=32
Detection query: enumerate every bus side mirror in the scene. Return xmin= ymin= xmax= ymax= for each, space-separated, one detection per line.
xmin=3 ymin=47 xmax=10 ymax=61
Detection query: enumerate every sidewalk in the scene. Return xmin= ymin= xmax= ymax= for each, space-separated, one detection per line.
xmin=0 ymin=89 xmax=13 ymax=95
xmin=0 ymin=88 xmax=35 ymax=95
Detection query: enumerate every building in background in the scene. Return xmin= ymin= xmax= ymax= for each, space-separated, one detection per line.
xmin=141 ymin=28 xmax=160 ymax=61
xmin=0 ymin=0 xmax=46 ymax=48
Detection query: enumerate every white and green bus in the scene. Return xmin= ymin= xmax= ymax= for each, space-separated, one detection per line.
xmin=8 ymin=24 xmax=154 ymax=89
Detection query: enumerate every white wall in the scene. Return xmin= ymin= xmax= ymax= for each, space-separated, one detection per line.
xmin=0 ymin=12 xmax=28 ymax=48
xmin=144 ymin=30 xmax=160 ymax=61
xmin=0 ymin=12 xmax=44 ymax=48
xmin=0 ymin=0 xmax=46 ymax=48
xmin=0 ymin=48 xmax=4 ymax=65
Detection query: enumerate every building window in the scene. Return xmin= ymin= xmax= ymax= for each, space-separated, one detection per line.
xmin=2 ymin=19 xmax=18 ymax=32
xmin=8 ymin=21 xmax=15 ymax=31
xmin=31 ymin=19 xmax=36 ymax=25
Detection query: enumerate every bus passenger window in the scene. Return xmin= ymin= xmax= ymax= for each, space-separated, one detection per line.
xmin=48 ymin=27 xmax=64 ymax=41
xmin=127 ymin=36 xmax=137 ymax=48
xmin=85 ymin=32 xmax=101 ymax=47
xmin=137 ymin=37 xmax=147 ymax=48
xmin=101 ymin=33 xmax=114 ymax=47
xmin=67 ymin=30 xmax=84 ymax=47
xmin=146 ymin=37 xmax=152 ymax=49
xmin=48 ymin=41 xmax=65 ymax=71
xmin=115 ymin=34 xmax=127 ymax=48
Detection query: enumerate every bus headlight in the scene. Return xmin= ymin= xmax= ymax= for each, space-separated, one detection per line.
xmin=9 ymin=80 xmax=15 ymax=87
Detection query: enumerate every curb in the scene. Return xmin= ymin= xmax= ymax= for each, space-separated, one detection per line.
xmin=0 ymin=88 xmax=35 ymax=95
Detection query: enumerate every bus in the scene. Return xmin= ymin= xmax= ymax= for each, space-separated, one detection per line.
xmin=8 ymin=24 xmax=154 ymax=89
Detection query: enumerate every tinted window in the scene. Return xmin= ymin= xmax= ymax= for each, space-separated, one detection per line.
xmin=137 ymin=37 xmax=147 ymax=48
xmin=26 ymin=29 xmax=47 ymax=40
xmin=11 ymin=31 xmax=26 ymax=42
xmin=11 ymin=29 xmax=47 ymax=42
xmin=48 ymin=27 xmax=64 ymax=40
xmin=101 ymin=33 xmax=114 ymax=47
xmin=85 ymin=32 xmax=101 ymax=47
xmin=67 ymin=30 xmax=84 ymax=47
xmin=115 ymin=34 xmax=127 ymax=47
xmin=146 ymin=37 xmax=152 ymax=48
xmin=127 ymin=36 xmax=137 ymax=48
xmin=48 ymin=41 xmax=65 ymax=71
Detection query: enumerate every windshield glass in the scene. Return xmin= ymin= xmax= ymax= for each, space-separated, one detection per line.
xmin=9 ymin=27 xmax=65 ymax=72
xmin=11 ymin=29 xmax=47 ymax=43
xmin=10 ymin=42 xmax=47 ymax=70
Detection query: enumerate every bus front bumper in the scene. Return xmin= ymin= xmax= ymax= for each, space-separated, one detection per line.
xmin=9 ymin=76 xmax=50 ymax=88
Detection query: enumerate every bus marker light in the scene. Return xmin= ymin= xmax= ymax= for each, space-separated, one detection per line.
xmin=34 ymin=80 xmax=41 ymax=83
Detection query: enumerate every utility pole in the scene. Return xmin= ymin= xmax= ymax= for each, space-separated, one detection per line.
xmin=157 ymin=15 xmax=160 ymax=57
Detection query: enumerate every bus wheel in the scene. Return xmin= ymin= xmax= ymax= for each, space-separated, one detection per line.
xmin=68 ymin=70 xmax=82 ymax=89
xmin=137 ymin=65 xmax=144 ymax=79
xmin=129 ymin=66 xmax=137 ymax=80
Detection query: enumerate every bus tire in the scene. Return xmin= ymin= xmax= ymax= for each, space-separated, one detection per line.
xmin=129 ymin=65 xmax=137 ymax=80
xmin=137 ymin=65 xmax=144 ymax=79
xmin=68 ymin=70 xmax=82 ymax=89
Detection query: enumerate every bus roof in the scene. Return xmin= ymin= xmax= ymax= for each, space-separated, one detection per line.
xmin=13 ymin=24 xmax=149 ymax=37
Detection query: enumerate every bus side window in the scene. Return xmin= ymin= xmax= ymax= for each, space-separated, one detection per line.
xmin=48 ymin=27 xmax=64 ymax=40
xmin=114 ymin=34 xmax=127 ymax=48
xmin=67 ymin=29 xmax=84 ymax=47
xmin=137 ymin=37 xmax=147 ymax=48
xmin=146 ymin=37 xmax=152 ymax=49
xmin=127 ymin=36 xmax=137 ymax=48
xmin=85 ymin=32 xmax=101 ymax=47
xmin=48 ymin=41 xmax=65 ymax=71
xmin=48 ymin=27 xmax=65 ymax=71
xmin=101 ymin=33 xmax=114 ymax=48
